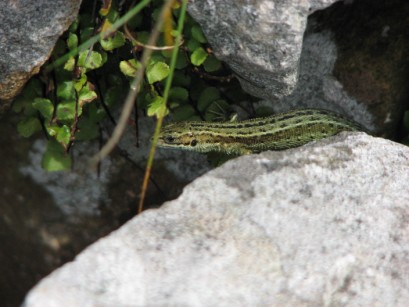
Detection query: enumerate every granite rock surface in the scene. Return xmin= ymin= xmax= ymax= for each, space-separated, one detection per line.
xmin=25 ymin=133 xmax=409 ymax=306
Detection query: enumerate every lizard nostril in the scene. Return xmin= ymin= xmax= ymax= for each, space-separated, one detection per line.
xmin=190 ymin=139 xmax=197 ymax=147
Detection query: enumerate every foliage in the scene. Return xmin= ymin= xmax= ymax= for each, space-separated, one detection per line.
xmin=12 ymin=0 xmax=251 ymax=172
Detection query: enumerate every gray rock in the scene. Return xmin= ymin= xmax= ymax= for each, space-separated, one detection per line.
xmin=255 ymin=31 xmax=375 ymax=132
xmin=0 ymin=0 xmax=82 ymax=109
xmin=188 ymin=0 xmax=342 ymax=100
xmin=24 ymin=133 xmax=409 ymax=306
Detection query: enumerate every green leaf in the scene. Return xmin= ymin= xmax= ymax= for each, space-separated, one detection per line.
xmin=169 ymin=87 xmax=189 ymax=102
xmin=191 ymin=25 xmax=207 ymax=43
xmin=42 ymin=140 xmax=71 ymax=172
xmin=147 ymin=96 xmax=169 ymax=118
xmin=146 ymin=61 xmax=170 ymax=84
xmin=191 ymin=47 xmax=208 ymax=66
xmin=119 ymin=59 xmax=141 ymax=77
xmin=64 ymin=57 xmax=76 ymax=71
xmin=17 ymin=117 xmax=41 ymax=137
xmin=57 ymin=101 xmax=81 ymax=121
xmin=13 ymin=96 xmax=35 ymax=114
xmin=78 ymin=50 xmax=103 ymax=70
xmin=56 ymin=125 xmax=71 ymax=146
xmin=73 ymin=74 xmax=87 ymax=92
xmin=171 ymin=105 xmax=196 ymax=121
xmin=32 ymin=98 xmax=54 ymax=119
xmin=78 ymin=84 xmax=97 ymax=106
xmin=57 ymin=81 xmax=75 ymax=100
xmin=100 ymin=31 xmax=126 ymax=51
xmin=67 ymin=33 xmax=78 ymax=50
xmin=203 ymin=55 xmax=222 ymax=72
xmin=204 ymin=99 xmax=230 ymax=122
xmin=197 ymin=87 xmax=221 ymax=112
xmin=187 ymin=38 xmax=201 ymax=52
xmin=46 ymin=124 xmax=58 ymax=137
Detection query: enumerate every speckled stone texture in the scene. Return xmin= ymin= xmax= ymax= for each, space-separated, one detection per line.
xmin=187 ymin=0 xmax=342 ymax=100
xmin=24 ymin=133 xmax=409 ymax=306
xmin=0 ymin=0 xmax=82 ymax=109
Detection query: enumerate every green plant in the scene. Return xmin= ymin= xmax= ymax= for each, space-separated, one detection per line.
xmin=13 ymin=0 xmax=250 ymax=171
xmin=12 ymin=0 xmax=256 ymax=210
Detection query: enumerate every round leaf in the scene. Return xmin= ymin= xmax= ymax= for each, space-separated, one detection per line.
xmin=64 ymin=57 xmax=76 ymax=71
xmin=119 ymin=59 xmax=141 ymax=77
xmin=67 ymin=33 xmax=78 ymax=50
xmin=169 ymin=87 xmax=189 ymax=102
xmin=147 ymin=61 xmax=170 ymax=84
xmin=203 ymin=55 xmax=222 ymax=72
xmin=147 ymin=96 xmax=169 ymax=118
xmin=78 ymin=85 xmax=97 ymax=106
xmin=100 ymin=31 xmax=125 ymax=51
xmin=32 ymin=98 xmax=54 ymax=120
xmin=42 ymin=140 xmax=71 ymax=172
xmin=204 ymin=99 xmax=230 ymax=122
xmin=57 ymin=101 xmax=81 ymax=121
xmin=78 ymin=50 xmax=103 ymax=70
xmin=57 ymin=81 xmax=75 ymax=100
xmin=197 ymin=87 xmax=220 ymax=112
xmin=191 ymin=25 xmax=207 ymax=43
xmin=191 ymin=47 xmax=208 ymax=66
xmin=171 ymin=105 xmax=196 ymax=122
xmin=56 ymin=125 xmax=71 ymax=146
xmin=17 ymin=117 xmax=41 ymax=138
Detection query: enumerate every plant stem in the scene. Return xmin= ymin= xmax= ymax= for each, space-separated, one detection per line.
xmin=138 ymin=0 xmax=188 ymax=213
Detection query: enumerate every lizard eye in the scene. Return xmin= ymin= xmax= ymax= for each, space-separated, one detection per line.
xmin=190 ymin=139 xmax=197 ymax=147
xmin=164 ymin=136 xmax=175 ymax=144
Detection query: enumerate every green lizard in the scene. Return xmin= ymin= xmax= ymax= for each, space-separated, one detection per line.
xmin=157 ymin=108 xmax=366 ymax=155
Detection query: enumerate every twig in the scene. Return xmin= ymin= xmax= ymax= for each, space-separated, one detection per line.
xmin=137 ymin=0 xmax=188 ymax=213
xmin=89 ymin=0 xmax=175 ymax=168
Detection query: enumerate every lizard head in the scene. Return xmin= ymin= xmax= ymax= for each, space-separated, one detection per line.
xmin=157 ymin=122 xmax=200 ymax=151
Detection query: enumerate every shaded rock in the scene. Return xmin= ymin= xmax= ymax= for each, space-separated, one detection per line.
xmin=255 ymin=31 xmax=375 ymax=133
xmin=189 ymin=0 xmax=409 ymax=138
xmin=188 ymin=0 xmax=342 ymax=100
xmin=0 ymin=0 xmax=82 ymax=110
xmin=312 ymin=0 xmax=409 ymax=139
xmin=24 ymin=133 xmax=409 ymax=306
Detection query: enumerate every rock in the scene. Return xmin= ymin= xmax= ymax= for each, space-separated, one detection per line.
xmin=24 ymin=133 xmax=409 ymax=306
xmin=256 ymin=31 xmax=375 ymax=132
xmin=189 ymin=0 xmax=409 ymax=137
xmin=187 ymin=0 xmax=342 ymax=100
xmin=311 ymin=0 xmax=409 ymax=138
xmin=0 ymin=0 xmax=82 ymax=110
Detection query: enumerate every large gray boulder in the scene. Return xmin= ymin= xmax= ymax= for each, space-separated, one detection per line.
xmin=188 ymin=0 xmax=342 ymax=100
xmin=0 ymin=0 xmax=82 ymax=110
xmin=24 ymin=133 xmax=409 ymax=306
